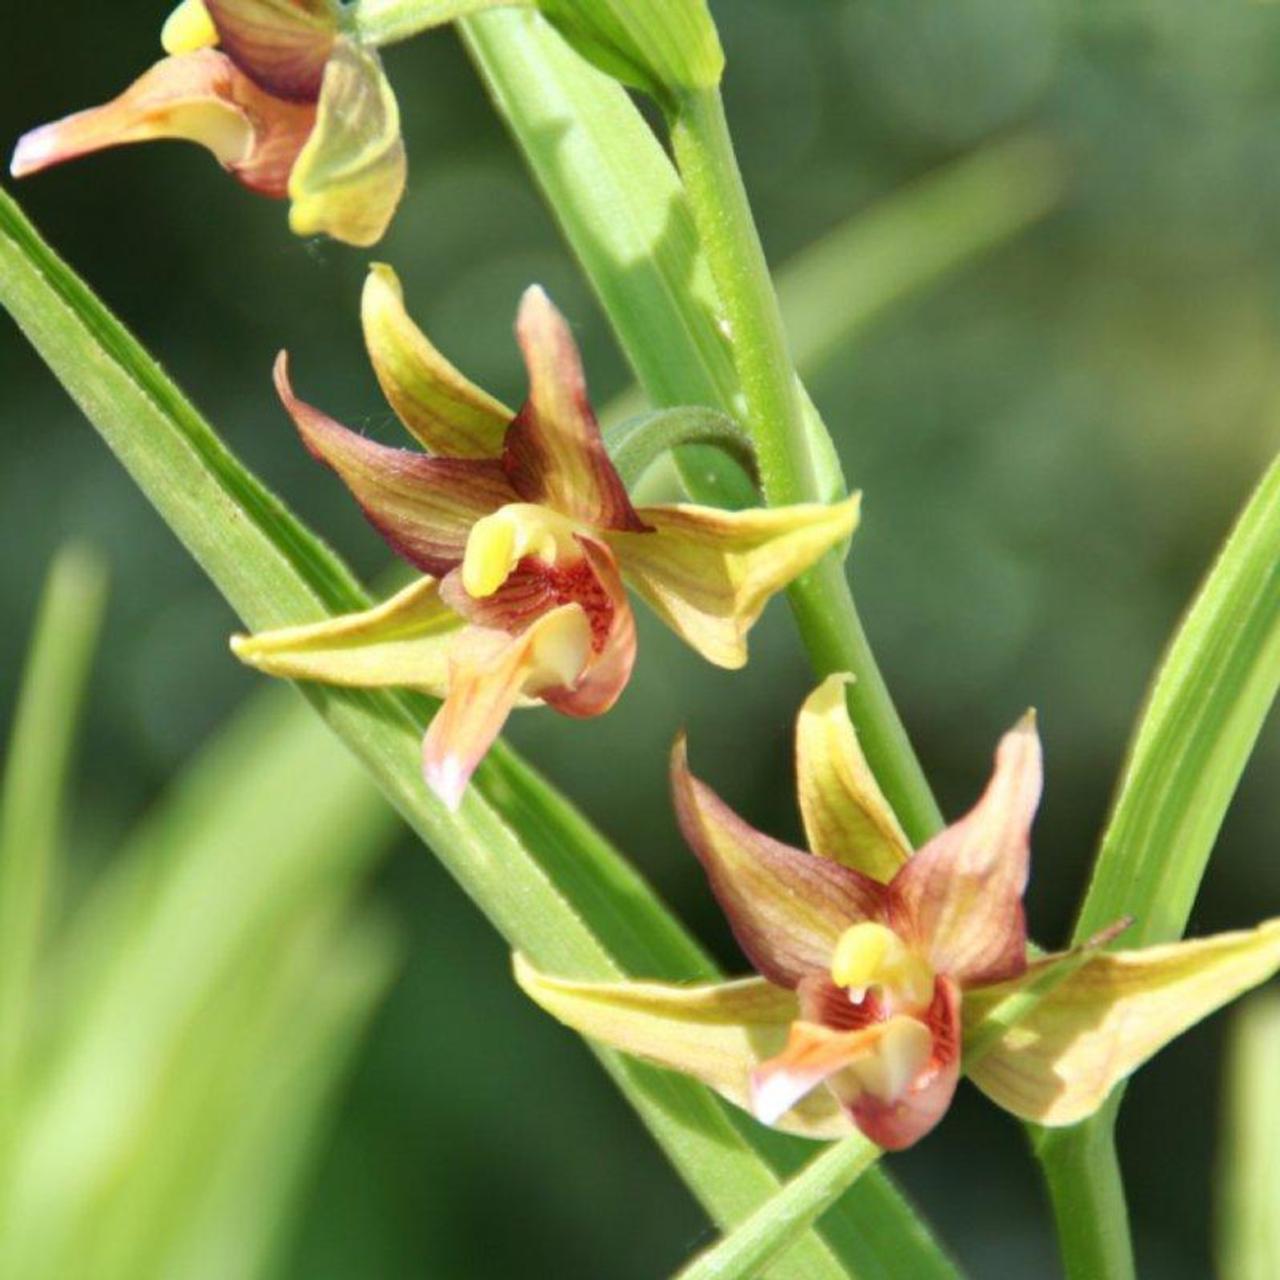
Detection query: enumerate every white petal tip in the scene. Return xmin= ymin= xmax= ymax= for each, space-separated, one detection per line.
xmin=425 ymin=755 xmax=468 ymax=811
xmin=10 ymin=127 xmax=56 ymax=178
xmin=748 ymin=1071 xmax=799 ymax=1128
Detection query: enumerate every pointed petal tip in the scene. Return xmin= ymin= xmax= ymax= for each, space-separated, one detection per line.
xmin=10 ymin=125 xmax=56 ymax=178
xmin=424 ymin=752 xmax=468 ymax=811
xmin=364 ymin=260 xmax=400 ymax=294
xmin=669 ymin=728 xmax=691 ymax=775
xmin=519 ymin=282 xmax=552 ymax=310
xmin=748 ymin=1066 xmax=798 ymax=1128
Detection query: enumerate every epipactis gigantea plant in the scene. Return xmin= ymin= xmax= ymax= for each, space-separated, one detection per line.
xmin=10 ymin=0 xmax=406 ymax=245
xmin=230 ymin=268 xmax=859 ymax=808
xmin=519 ymin=675 xmax=1280 ymax=1149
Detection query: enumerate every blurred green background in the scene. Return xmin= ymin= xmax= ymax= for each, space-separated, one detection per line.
xmin=3 ymin=0 xmax=1280 ymax=1274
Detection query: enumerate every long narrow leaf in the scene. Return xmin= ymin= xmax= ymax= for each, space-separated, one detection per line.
xmin=0 ymin=680 xmax=399 ymax=1279
xmin=1072 ymin=450 xmax=1280 ymax=947
xmin=1037 ymin=450 xmax=1280 ymax=1277
xmin=1217 ymin=992 xmax=1280 ymax=1280
xmin=675 ymin=1137 xmax=879 ymax=1280
xmin=0 ymin=544 xmax=107 ymax=1096
xmin=0 ymin=189 xmax=945 ymax=1279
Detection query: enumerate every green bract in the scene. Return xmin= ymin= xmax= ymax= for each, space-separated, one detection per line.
xmin=539 ymin=0 xmax=723 ymax=107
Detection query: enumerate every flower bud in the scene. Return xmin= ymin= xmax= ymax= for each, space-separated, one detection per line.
xmin=538 ymin=0 xmax=724 ymax=108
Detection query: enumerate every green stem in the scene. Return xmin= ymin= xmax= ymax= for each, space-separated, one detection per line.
xmin=1033 ymin=1105 xmax=1135 ymax=1280
xmin=669 ymin=86 xmax=943 ymax=844
xmin=675 ymin=1136 xmax=880 ymax=1280
xmin=357 ymin=0 xmax=532 ymax=46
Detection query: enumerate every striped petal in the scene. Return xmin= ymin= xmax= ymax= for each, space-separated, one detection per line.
xmin=286 ymin=39 xmax=405 ymax=247
xmin=842 ymin=977 xmax=961 ymax=1150
xmin=966 ymin=919 xmax=1280 ymax=1126
xmin=275 ymin=352 xmax=516 ymax=575
xmin=502 ymin=287 xmax=646 ymax=531
xmin=230 ymin=575 xmax=462 ymax=692
xmin=513 ymin=958 xmax=853 ymax=1140
xmin=10 ymin=50 xmax=315 ymax=199
xmin=442 ymin=530 xmax=638 ymax=719
xmin=205 ymin=0 xmax=339 ymax=101
xmin=672 ymin=736 xmax=886 ymax=988
xmin=362 ymin=264 xmax=511 ymax=458
xmin=543 ymin=538 xmax=637 ymax=719
xmin=888 ymin=713 xmax=1041 ymax=987
xmin=605 ymin=494 xmax=860 ymax=669
xmin=796 ymin=673 xmax=911 ymax=880
xmin=422 ymin=605 xmax=592 ymax=808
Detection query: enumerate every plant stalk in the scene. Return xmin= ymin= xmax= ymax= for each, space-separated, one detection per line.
xmin=1033 ymin=1104 xmax=1136 ymax=1280
xmin=669 ymin=85 xmax=943 ymax=844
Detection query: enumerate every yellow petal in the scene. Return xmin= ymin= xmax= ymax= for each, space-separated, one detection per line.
xmin=422 ymin=605 xmax=591 ymax=808
xmin=796 ymin=673 xmax=911 ymax=880
xmin=830 ymin=922 xmax=934 ymax=1011
xmin=230 ymin=576 xmax=462 ymax=692
xmin=287 ymin=39 xmax=405 ymax=247
xmin=362 ymin=264 xmax=511 ymax=458
xmin=513 ymin=957 xmax=854 ymax=1140
xmin=965 ymin=919 xmax=1280 ymax=1126
xmin=460 ymin=504 xmax=581 ymax=599
xmin=605 ymin=494 xmax=861 ymax=669
xmin=162 ymin=0 xmax=219 ymax=54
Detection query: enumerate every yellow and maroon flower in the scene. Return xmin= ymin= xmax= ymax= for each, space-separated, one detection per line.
xmin=10 ymin=0 xmax=404 ymax=246
xmin=517 ymin=675 xmax=1280 ymax=1149
xmin=231 ymin=270 xmax=860 ymax=807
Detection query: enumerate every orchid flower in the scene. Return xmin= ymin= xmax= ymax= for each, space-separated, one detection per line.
xmin=517 ymin=675 xmax=1280 ymax=1150
xmin=230 ymin=269 xmax=860 ymax=808
xmin=10 ymin=0 xmax=404 ymax=246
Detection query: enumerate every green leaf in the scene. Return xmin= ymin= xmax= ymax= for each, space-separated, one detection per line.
xmin=0 ymin=544 xmax=107 ymax=1099
xmin=1036 ymin=449 xmax=1280 ymax=1279
xmin=0 ymin=188 xmax=954 ymax=1280
xmin=1072 ymin=450 xmax=1280 ymax=948
xmin=1217 ymin=992 xmax=1280 ymax=1280
xmin=0 ymin=655 xmax=400 ymax=1278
